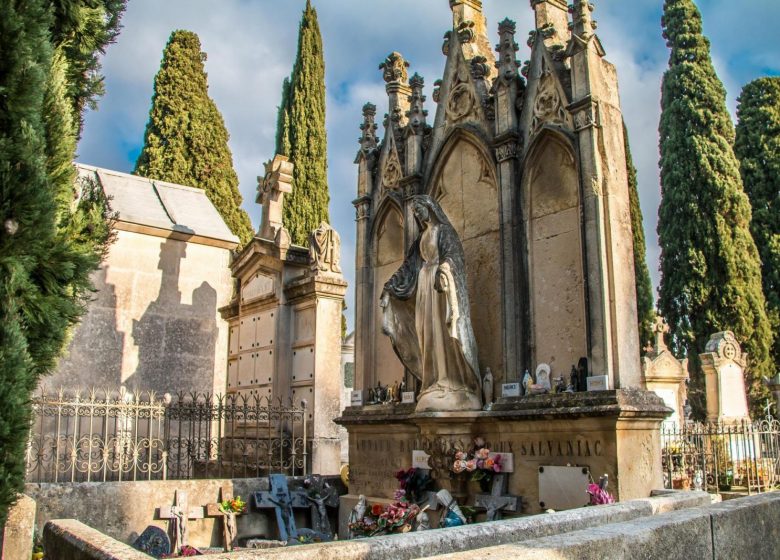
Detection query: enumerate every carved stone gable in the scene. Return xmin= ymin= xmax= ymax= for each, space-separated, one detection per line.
xmin=531 ymin=68 xmax=569 ymax=134
xmin=446 ymin=65 xmax=478 ymax=124
xmin=382 ymin=138 xmax=403 ymax=192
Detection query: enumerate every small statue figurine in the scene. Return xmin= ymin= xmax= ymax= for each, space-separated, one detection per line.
xmin=415 ymin=505 xmax=431 ymax=531
xmin=522 ymin=370 xmax=532 ymax=395
xmin=391 ymin=381 xmax=400 ymax=403
xmin=555 ymin=376 xmax=566 ymax=394
xmin=482 ymin=367 xmax=494 ymax=409
xmin=348 ymin=495 xmax=367 ymax=539
xmin=367 ymin=387 xmax=376 ymax=404
xmin=577 ymin=357 xmax=588 ymax=392
xmin=569 ymin=365 xmax=578 ymax=392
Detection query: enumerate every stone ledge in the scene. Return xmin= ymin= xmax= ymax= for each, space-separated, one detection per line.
xmin=199 ymin=491 xmax=706 ymax=559
xmin=43 ymin=520 xmax=153 ymax=560
xmin=337 ymin=389 xmax=670 ymax=426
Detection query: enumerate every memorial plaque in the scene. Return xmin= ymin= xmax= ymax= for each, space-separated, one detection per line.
xmin=587 ymin=375 xmax=609 ymax=391
xmin=133 ymin=526 xmax=171 ymax=558
xmin=401 ymin=391 xmax=416 ymax=404
xmin=412 ymin=450 xmax=431 ymax=469
xmin=538 ymin=465 xmax=591 ymax=511
xmin=502 ymin=383 xmax=521 ymax=398
xmin=350 ymin=390 xmax=363 ymax=406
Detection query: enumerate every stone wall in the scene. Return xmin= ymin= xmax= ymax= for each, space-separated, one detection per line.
xmin=26 ymin=476 xmax=344 ymax=549
xmin=47 ymin=229 xmax=234 ymax=396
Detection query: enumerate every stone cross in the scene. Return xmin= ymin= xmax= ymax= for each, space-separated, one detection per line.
xmin=253 ymin=474 xmax=310 ymax=542
xmin=205 ymin=483 xmax=244 ymax=552
xmin=474 ymin=474 xmax=520 ymax=522
xmin=257 ymin=155 xmax=293 ymax=241
xmin=158 ymin=490 xmax=204 ymax=553
xmin=652 ymin=315 xmax=670 ymax=353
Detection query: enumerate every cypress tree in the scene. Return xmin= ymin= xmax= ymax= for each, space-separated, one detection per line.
xmin=658 ymin=0 xmax=772 ymax=416
xmin=135 ymin=30 xmax=254 ymax=247
xmin=275 ymin=76 xmax=292 ymax=157
xmin=50 ymin=0 xmax=127 ymax=136
xmin=735 ymin=77 xmax=780 ymax=372
xmin=624 ymin=122 xmax=655 ymax=350
xmin=282 ymin=0 xmax=329 ymax=246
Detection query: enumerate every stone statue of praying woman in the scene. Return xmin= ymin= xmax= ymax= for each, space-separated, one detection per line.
xmin=380 ymin=195 xmax=481 ymax=412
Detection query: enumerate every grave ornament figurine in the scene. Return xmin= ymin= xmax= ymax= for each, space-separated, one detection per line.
xmin=569 ymin=365 xmax=578 ymax=392
xmin=482 ymin=368 xmax=494 ymax=409
xmin=522 ymin=370 xmax=532 ymax=395
xmin=349 ymin=495 xmax=367 ymax=539
xmin=436 ymin=489 xmax=467 ymax=528
xmin=415 ymin=505 xmax=431 ymax=531
xmin=381 ymin=195 xmax=481 ymax=412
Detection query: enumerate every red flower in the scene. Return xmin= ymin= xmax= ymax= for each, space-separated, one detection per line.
xmin=371 ymin=503 xmax=384 ymax=516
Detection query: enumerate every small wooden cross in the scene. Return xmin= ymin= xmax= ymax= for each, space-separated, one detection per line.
xmin=253 ymin=474 xmax=310 ymax=542
xmin=158 ymin=490 xmax=204 ymax=553
xmin=474 ymin=474 xmax=521 ymax=522
xmin=205 ymin=483 xmax=244 ymax=552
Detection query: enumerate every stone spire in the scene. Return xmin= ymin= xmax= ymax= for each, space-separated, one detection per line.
xmin=380 ymin=52 xmax=412 ymax=128
xmin=496 ymin=19 xmax=520 ymax=84
xmin=357 ymin=103 xmax=379 ymax=156
xmin=406 ymin=73 xmax=428 ymax=134
xmin=530 ymin=0 xmax=570 ymax=46
xmin=571 ymin=0 xmax=598 ymax=40
xmin=449 ymin=0 xmax=496 ymax=79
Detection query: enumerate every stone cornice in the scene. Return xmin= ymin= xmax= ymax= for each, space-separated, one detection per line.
xmin=284 ymin=274 xmax=348 ymax=304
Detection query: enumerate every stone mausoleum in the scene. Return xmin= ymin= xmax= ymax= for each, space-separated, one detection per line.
xmin=48 ymin=164 xmax=238 ymax=396
xmin=341 ymin=0 xmax=670 ymax=520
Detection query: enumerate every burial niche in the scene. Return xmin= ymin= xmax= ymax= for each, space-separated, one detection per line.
xmin=430 ymin=134 xmax=502 ymax=379
xmin=523 ymin=132 xmax=587 ymax=371
xmin=372 ymin=203 xmax=405 ymax=386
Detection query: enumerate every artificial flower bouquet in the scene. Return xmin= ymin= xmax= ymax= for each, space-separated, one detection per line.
xmin=218 ymin=495 xmax=247 ymax=515
xmin=451 ymin=437 xmax=502 ymax=492
xmin=348 ymin=498 xmax=421 ymax=537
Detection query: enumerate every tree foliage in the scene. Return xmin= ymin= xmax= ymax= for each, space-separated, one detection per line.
xmin=275 ymin=76 xmax=292 ymax=158
xmin=735 ymin=77 xmax=780 ymax=373
xmin=624 ymin=122 xmax=655 ymax=350
xmin=657 ymin=0 xmax=772 ymax=416
xmin=135 ymin=30 xmax=254 ymax=247
xmin=50 ymin=0 xmax=126 ymax=137
xmin=281 ymin=0 xmax=329 ymax=246
xmin=0 ymin=0 xmax=117 ymax=525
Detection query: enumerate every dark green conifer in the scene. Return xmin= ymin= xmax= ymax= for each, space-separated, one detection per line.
xmin=275 ymin=77 xmax=292 ymax=157
xmin=657 ymin=0 xmax=772 ymax=416
xmin=735 ymin=77 xmax=780 ymax=372
xmin=624 ymin=122 xmax=655 ymax=351
xmin=135 ymin=30 xmax=254 ymax=247
xmin=50 ymin=0 xmax=127 ymax=136
xmin=282 ymin=0 xmax=329 ymax=246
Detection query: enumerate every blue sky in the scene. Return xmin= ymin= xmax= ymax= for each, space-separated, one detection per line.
xmin=77 ymin=0 xmax=780 ymax=329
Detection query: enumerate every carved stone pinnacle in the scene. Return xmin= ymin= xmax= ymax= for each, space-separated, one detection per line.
xmin=380 ymin=52 xmax=410 ymax=85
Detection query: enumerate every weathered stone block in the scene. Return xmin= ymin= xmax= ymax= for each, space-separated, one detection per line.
xmin=43 ymin=519 xmax=153 ymax=560
xmin=709 ymin=492 xmax=780 ymax=560
xmin=2 ymin=494 xmax=36 ymax=560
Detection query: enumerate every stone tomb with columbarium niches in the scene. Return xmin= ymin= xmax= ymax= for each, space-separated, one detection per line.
xmin=222 ymin=155 xmax=347 ymax=474
xmin=339 ymin=0 xmax=670 ymax=526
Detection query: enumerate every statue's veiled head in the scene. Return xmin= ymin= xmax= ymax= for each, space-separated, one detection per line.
xmin=411 ymin=194 xmax=452 ymax=228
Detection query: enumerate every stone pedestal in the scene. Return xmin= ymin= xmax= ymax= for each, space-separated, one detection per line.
xmin=337 ymin=389 xmax=669 ymax=530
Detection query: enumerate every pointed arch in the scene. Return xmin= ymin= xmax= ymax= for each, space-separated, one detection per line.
xmin=521 ymin=128 xmax=588 ymax=370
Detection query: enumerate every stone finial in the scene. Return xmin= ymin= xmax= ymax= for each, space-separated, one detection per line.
xmin=570 ymin=0 xmax=597 ymax=38
xmin=652 ymin=315 xmax=670 ymax=354
xmin=380 ymin=52 xmax=410 ymax=85
xmin=358 ymin=102 xmax=379 ymax=155
xmin=257 ymin=155 xmax=293 ymax=241
xmin=308 ymin=221 xmax=342 ymax=276
xmin=495 ymin=18 xmax=520 ymax=83
xmin=406 ymin=73 xmax=428 ymax=134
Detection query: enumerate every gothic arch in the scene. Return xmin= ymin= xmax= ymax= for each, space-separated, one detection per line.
xmin=521 ymin=129 xmax=588 ymax=371
xmin=425 ymin=125 xmax=503 ymax=380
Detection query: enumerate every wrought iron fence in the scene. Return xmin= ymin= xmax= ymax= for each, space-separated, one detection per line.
xmin=25 ymin=387 xmax=309 ymax=483
xmin=660 ymin=415 xmax=780 ymax=494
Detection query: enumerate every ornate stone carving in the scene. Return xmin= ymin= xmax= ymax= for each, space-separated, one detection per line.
xmin=432 ymin=79 xmax=443 ymax=103
xmin=257 ymin=155 xmax=293 ymax=240
xmin=381 ymin=195 xmax=482 ymax=412
xmin=380 ymin=52 xmax=410 ymax=85
xmin=442 ymin=31 xmax=451 ymax=56
xmin=531 ymin=70 xmax=568 ymax=133
xmin=495 ymin=141 xmax=519 ymax=163
xmin=571 ymin=98 xmax=600 ymax=131
xmin=704 ymin=331 xmax=745 ymax=365
xmin=308 ymin=221 xmax=342 ymax=275
xmin=382 ymin=145 xmax=403 ymax=191
xmin=354 ymin=198 xmax=371 ymax=221
xmin=571 ymin=0 xmax=597 ymax=39
xmin=456 ymin=20 xmax=476 ymax=44
xmin=470 ymin=56 xmax=490 ymax=80
xmin=446 ymin=68 xmax=476 ymax=123
xmin=496 ymin=18 xmax=520 ymax=84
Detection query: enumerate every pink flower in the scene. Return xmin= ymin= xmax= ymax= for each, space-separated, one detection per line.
xmin=492 ymin=462 xmax=502 ymax=473
xmin=476 ymin=448 xmax=490 ymax=460
xmin=452 ymin=460 xmax=466 ymax=473
xmin=466 ymin=459 xmax=478 ymax=472
xmin=455 ymin=451 xmax=466 ymax=461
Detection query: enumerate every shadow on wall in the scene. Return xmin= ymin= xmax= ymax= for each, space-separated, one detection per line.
xmin=47 ymin=266 xmax=124 ymax=389
xmin=125 ymin=238 xmax=218 ymax=395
